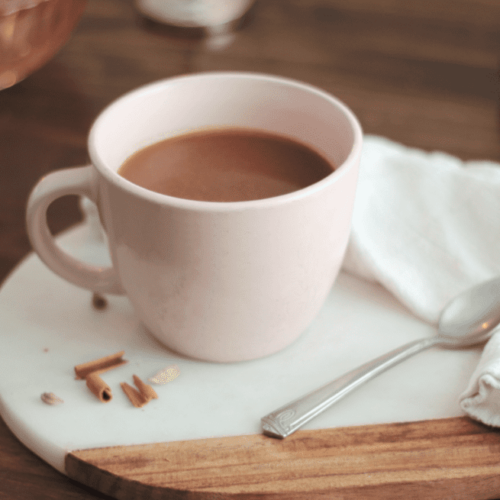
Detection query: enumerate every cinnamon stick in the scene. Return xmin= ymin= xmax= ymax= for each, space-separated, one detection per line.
xmin=74 ymin=351 xmax=127 ymax=380
xmin=86 ymin=373 xmax=112 ymax=403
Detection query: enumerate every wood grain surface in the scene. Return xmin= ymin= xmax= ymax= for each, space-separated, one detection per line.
xmin=66 ymin=418 xmax=500 ymax=500
xmin=1 ymin=0 xmax=500 ymax=498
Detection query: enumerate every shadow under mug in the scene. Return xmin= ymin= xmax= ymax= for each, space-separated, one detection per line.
xmin=26 ymin=72 xmax=363 ymax=362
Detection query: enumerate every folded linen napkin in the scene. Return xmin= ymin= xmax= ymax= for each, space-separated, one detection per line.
xmin=342 ymin=135 xmax=500 ymax=426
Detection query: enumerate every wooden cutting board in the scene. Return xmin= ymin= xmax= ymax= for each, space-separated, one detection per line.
xmin=1 ymin=224 xmax=498 ymax=499
xmin=65 ymin=417 xmax=500 ymax=499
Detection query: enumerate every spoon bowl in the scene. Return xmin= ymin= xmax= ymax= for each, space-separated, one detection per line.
xmin=438 ymin=277 xmax=500 ymax=345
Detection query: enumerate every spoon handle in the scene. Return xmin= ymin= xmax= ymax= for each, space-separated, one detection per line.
xmin=261 ymin=335 xmax=440 ymax=439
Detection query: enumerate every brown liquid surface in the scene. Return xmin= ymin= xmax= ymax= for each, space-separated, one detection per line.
xmin=118 ymin=128 xmax=335 ymax=202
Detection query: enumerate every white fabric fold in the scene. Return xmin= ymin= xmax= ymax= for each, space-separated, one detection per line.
xmin=460 ymin=330 xmax=500 ymax=426
xmin=342 ymin=135 xmax=500 ymax=426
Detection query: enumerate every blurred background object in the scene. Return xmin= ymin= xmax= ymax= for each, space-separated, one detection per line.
xmin=0 ymin=0 xmax=86 ymax=90
xmin=135 ymin=0 xmax=254 ymax=34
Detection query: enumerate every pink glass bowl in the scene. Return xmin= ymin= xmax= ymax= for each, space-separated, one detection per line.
xmin=0 ymin=0 xmax=87 ymax=90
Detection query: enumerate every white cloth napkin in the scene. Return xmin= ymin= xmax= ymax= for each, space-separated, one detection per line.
xmin=342 ymin=135 xmax=500 ymax=426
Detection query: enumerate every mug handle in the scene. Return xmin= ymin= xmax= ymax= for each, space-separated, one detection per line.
xmin=26 ymin=165 xmax=124 ymax=294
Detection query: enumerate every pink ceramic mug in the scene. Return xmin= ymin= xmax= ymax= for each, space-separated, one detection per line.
xmin=26 ymin=72 xmax=362 ymax=362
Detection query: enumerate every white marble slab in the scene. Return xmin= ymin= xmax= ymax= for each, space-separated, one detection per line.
xmin=0 ymin=222 xmax=481 ymax=474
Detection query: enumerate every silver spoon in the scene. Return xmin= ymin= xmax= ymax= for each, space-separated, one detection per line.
xmin=261 ymin=276 xmax=500 ymax=439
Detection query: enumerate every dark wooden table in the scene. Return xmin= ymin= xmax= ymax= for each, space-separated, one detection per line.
xmin=1 ymin=0 xmax=500 ymax=498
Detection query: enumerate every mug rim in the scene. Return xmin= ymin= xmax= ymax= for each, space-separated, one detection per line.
xmin=88 ymin=71 xmax=363 ymax=211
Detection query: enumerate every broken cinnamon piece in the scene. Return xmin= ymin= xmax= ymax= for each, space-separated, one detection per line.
xmin=92 ymin=292 xmax=108 ymax=310
xmin=86 ymin=373 xmax=112 ymax=402
xmin=120 ymin=382 xmax=148 ymax=408
xmin=41 ymin=392 xmax=64 ymax=405
xmin=121 ymin=375 xmax=158 ymax=408
xmin=74 ymin=350 xmax=127 ymax=379
xmin=133 ymin=374 xmax=158 ymax=401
